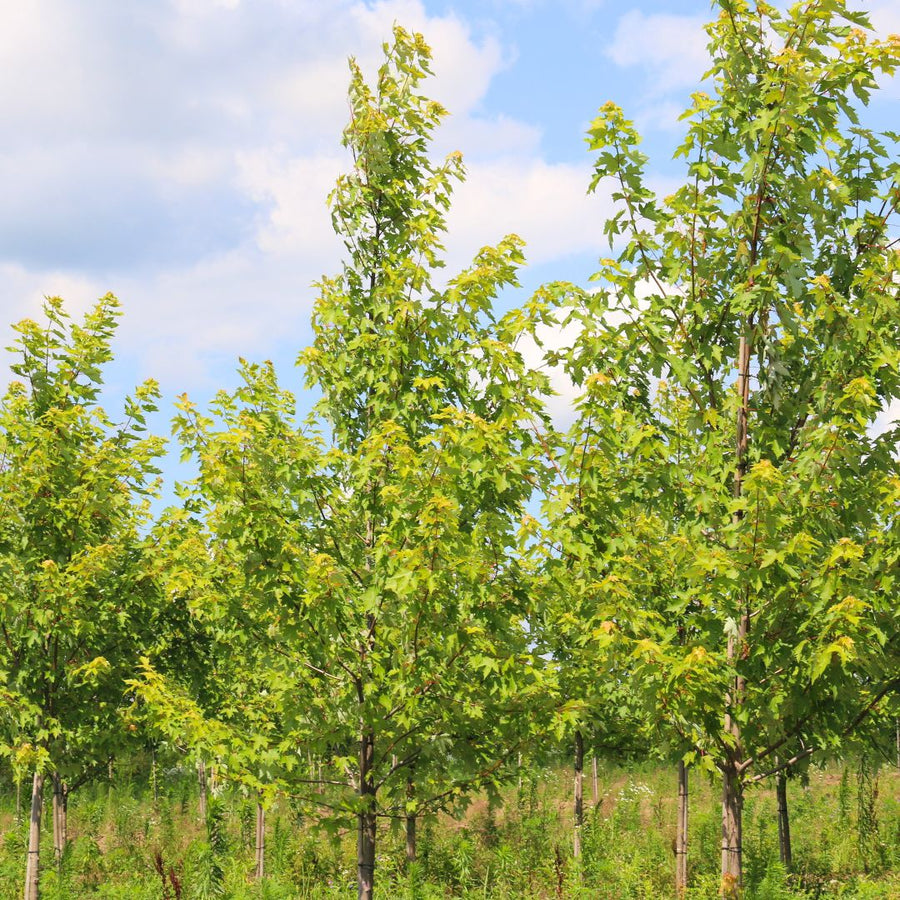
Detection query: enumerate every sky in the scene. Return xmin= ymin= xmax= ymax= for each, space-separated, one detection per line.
xmin=1 ymin=0 xmax=899 ymax=477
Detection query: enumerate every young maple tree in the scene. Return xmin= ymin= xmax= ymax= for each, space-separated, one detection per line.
xmin=132 ymin=360 xmax=322 ymax=884
xmin=0 ymin=296 xmax=164 ymax=899
xmin=136 ymin=28 xmax=553 ymax=900
xmin=295 ymin=28 xmax=553 ymax=898
xmin=551 ymin=1 xmax=900 ymax=894
xmin=529 ymin=360 xmax=654 ymax=863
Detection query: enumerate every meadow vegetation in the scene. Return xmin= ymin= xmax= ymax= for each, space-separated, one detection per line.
xmin=0 ymin=758 xmax=896 ymax=899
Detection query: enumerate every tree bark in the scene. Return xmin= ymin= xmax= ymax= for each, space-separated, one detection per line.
xmin=51 ymin=774 xmax=67 ymax=869
xmin=357 ymin=729 xmax=376 ymax=900
xmin=591 ymin=756 xmax=599 ymax=808
xmin=676 ymin=760 xmax=689 ymax=896
xmin=776 ymin=769 xmax=792 ymax=870
xmin=15 ymin=775 xmax=22 ymax=826
xmin=405 ymin=775 xmax=416 ymax=864
xmin=254 ymin=798 xmax=265 ymax=881
xmin=151 ymin=747 xmax=159 ymax=805
xmin=24 ymin=771 xmax=43 ymax=900
xmin=720 ymin=763 xmax=743 ymax=898
xmin=573 ymin=729 xmax=584 ymax=859
xmin=197 ymin=759 xmax=208 ymax=823
xmin=720 ymin=327 xmax=751 ymax=896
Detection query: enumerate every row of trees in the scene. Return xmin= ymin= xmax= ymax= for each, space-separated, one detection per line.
xmin=1 ymin=3 xmax=898 ymax=898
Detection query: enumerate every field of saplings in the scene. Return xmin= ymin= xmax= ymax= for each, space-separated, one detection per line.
xmin=2 ymin=2 xmax=900 ymax=898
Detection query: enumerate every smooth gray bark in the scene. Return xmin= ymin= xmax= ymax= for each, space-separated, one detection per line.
xmin=24 ymin=771 xmax=43 ymax=900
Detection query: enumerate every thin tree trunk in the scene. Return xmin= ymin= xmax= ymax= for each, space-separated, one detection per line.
xmin=405 ymin=775 xmax=416 ymax=864
xmin=15 ymin=775 xmax=22 ymax=826
xmin=776 ymin=769 xmax=792 ymax=870
xmin=573 ymin=729 xmax=584 ymax=859
xmin=357 ymin=729 xmax=376 ymax=900
xmin=591 ymin=756 xmax=599 ymax=808
xmin=720 ymin=327 xmax=752 ymax=896
xmin=24 ymin=771 xmax=43 ymax=900
xmin=151 ymin=748 xmax=159 ymax=805
xmin=676 ymin=760 xmax=689 ymax=896
xmin=61 ymin=787 xmax=68 ymax=853
xmin=51 ymin=773 xmax=67 ymax=869
xmin=197 ymin=759 xmax=208 ymax=823
xmin=721 ymin=763 xmax=743 ymax=898
xmin=254 ymin=798 xmax=265 ymax=880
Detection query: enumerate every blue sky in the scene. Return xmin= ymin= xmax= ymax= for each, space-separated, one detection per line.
xmin=1 ymin=0 xmax=898 ymax=472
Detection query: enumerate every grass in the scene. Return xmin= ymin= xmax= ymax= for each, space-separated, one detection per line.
xmin=0 ymin=758 xmax=896 ymax=898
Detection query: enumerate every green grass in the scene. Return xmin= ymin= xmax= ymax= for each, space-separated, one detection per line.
xmin=0 ymin=760 xmax=896 ymax=898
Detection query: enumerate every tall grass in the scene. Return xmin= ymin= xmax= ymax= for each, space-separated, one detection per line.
xmin=0 ymin=760 xmax=896 ymax=898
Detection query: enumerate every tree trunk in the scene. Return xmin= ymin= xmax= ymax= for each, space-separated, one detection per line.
xmin=573 ymin=729 xmax=584 ymax=859
xmin=51 ymin=774 xmax=67 ymax=869
xmin=405 ymin=775 xmax=416 ymax=864
xmin=676 ymin=760 xmax=689 ymax=896
xmin=776 ymin=769 xmax=792 ymax=870
xmin=62 ymin=787 xmax=68 ymax=855
xmin=24 ymin=771 xmax=43 ymax=900
xmin=151 ymin=748 xmax=159 ymax=805
xmin=720 ymin=763 xmax=743 ymax=898
xmin=591 ymin=756 xmax=599 ymax=808
xmin=720 ymin=327 xmax=751 ymax=897
xmin=15 ymin=775 xmax=22 ymax=826
xmin=357 ymin=730 xmax=376 ymax=900
xmin=197 ymin=759 xmax=208 ymax=823
xmin=254 ymin=798 xmax=265 ymax=881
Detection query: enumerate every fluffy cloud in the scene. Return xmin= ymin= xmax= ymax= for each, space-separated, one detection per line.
xmin=447 ymin=158 xmax=613 ymax=268
xmin=607 ymin=11 xmax=709 ymax=93
xmin=0 ymin=0 xmax=614 ymax=393
xmin=603 ymin=10 xmax=709 ymax=132
xmin=516 ymin=317 xmax=583 ymax=427
xmin=869 ymin=3 xmax=900 ymax=98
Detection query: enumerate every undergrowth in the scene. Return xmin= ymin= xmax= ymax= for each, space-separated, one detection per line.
xmin=0 ymin=760 xmax=896 ymax=898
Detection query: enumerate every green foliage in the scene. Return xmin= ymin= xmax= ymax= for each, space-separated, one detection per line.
xmin=132 ymin=33 xmax=555 ymax=900
xmin=0 ymin=294 xmax=164 ymax=781
xmin=188 ymin=795 xmax=227 ymax=898
xmin=541 ymin=7 xmax=900 ymax=892
xmin=2 ymin=5 xmax=899 ymax=899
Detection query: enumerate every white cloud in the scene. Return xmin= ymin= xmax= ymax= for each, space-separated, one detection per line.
xmin=517 ymin=317 xmax=582 ymax=427
xmin=604 ymin=10 xmax=709 ymax=132
xmin=0 ymin=0 xmax=635 ymax=404
xmin=346 ymin=1 xmax=508 ymax=116
xmin=447 ymin=159 xmax=614 ymax=268
xmin=874 ymin=398 xmax=900 ymax=438
xmin=607 ymin=11 xmax=708 ymax=92
xmin=869 ymin=3 xmax=900 ymax=98
xmin=236 ymin=150 xmax=346 ymax=259
xmin=0 ymin=0 xmax=535 ymax=387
